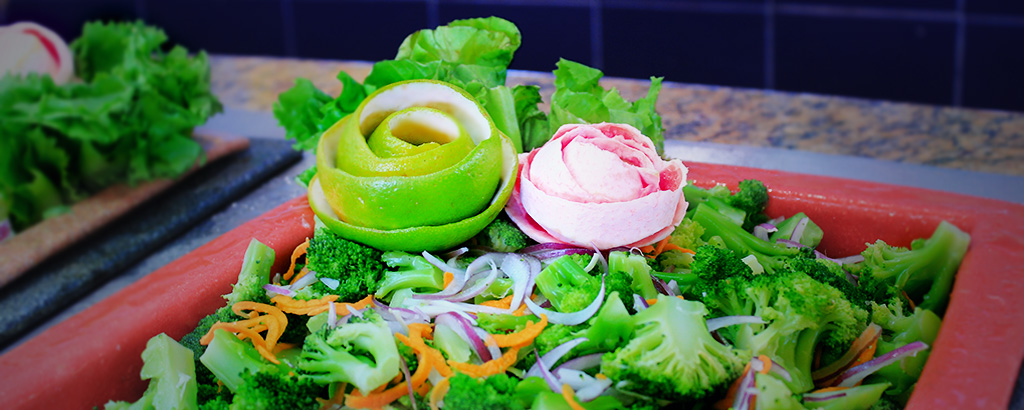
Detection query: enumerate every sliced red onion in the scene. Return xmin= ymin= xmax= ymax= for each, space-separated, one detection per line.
xmin=836 ymin=255 xmax=865 ymax=265
xmin=790 ymin=217 xmax=810 ymax=244
xmin=666 ymin=280 xmax=682 ymax=296
xmin=632 ymin=294 xmax=649 ymax=311
xmin=319 ymin=277 xmax=340 ymax=290
xmin=533 ymin=349 xmax=562 ymax=393
xmin=527 ymin=337 xmax=589 ymax=378
xmin=731 ymin=368 xmax=757 ymax=410
xmin=289 ymin=270 xmax=318 ymax=290
xmin=501 ymin=254 xmax=539 ymax=314
xmin=522 ymin=243 xmax=586 ymax=254
xmin=327 ymin=301 xmax=338 ymax=328
xmin=706 ymin=315 xmax=766 ymax=333
xmin=753 ymin=223 xmax=778 ymax=241
xmin=401 ymin=298 xmax=513 ymax=317
xmin=583 ymin=252 xmax=600 ymax=272
xmin=835 ymin=341 xmax=929 ymax=387
xmin=813 ymin=249 xmax=841 ymax=264
xmin=449 ymin=257 xmax=501 ymax=302
xmin=398 ymin=354 xmax=418 ymax=410
xmin=802 ymin=390 xmax=848 ymax=402
xmin=530 ymin=248 xmax=592 ymax=261
xmin=436 ymin=313 xmax=491 ymax=362
xmin=555 ymin=368 xmax=612 ymax=402
xmin=349 ymin=307 xmax=364 ymax=319
xmin=552 ymin=353 xmax=603 ymax=374
xmin=476 ymin=327 xmax=502 ymax=363
xmin=443 ymin=247 xmax=469 ymax=263
xmin=525 ymin=279 xmax=605 ymax=325
xmin=374 ymin=299 xmax=430 ymax=323
xmin=591 ymin=244 xmax=609 ymax=275
xmin=271 ymin=273 xmax=282 ymax=285
xmin=263 ymin=284 xmax=296 ymax=298
xmin=765 ymin=358 xmax=792 ymax=382
xmin=776 ymin=239 xmax=806 ymax=249
xmin=813 ymin=323 xmax=882 ymax=382
xmin=652 ymin=277 xmax=674 ymax=296
xmin=414 ymin=253 xmax=490 ymax=300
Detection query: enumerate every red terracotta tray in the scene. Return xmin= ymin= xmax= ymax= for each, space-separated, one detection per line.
xmin=1 ymin=161 xmax=1021 ymax=409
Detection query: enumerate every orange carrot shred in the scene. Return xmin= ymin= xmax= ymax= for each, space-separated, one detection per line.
xmin=662 ymin=243 xmax=695 ymax=254
xmin=442 ymin=272 xmax=454 ymax=289
xmin=480 ymin=295 xmax=514 ymax=309
xmin=283 ymin=238 xmax=310 ymax=281
xmin=715 ymin=363 xmax=752 ymax=410
xmin=345 ymin=334 xmax=436 ymax=409
xmin=758 ymin=355 xmax=772 ymax=375
xmin=561 ymin=384 xmax=587 ymax=410
xmin=491 ymin=314 xmax=547 ymax=348
xmin=903 ymin=290 xmax=917 ymax=310
xmin=653 ymin=237 xmax=671 ymax=257
xmin=448 ymin=346 xmax=521 ymax=378
xmin=429 ymin=377 xmax=450 ymax=410
xmin=811 ymin=386 xmax=850 ymax=394
xmin=638 ymin=245 xmax=655 ymax=254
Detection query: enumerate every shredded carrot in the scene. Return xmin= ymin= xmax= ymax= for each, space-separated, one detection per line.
xmin=283 ymin=238 xmax=310 ymax=281
xmin=448 ymin=346 xmax=522 ymax=378
xmin=758 ymin=355 xmax=772 ymax=375
xmin=654 ymin=237 xmax=670 ymax=257
xmin=512 ymin=302 xmax=529 ymax=316
xmin=199 ymin=302 xmax=287 ymax=364
xmin=442 ymin=272 xmax=454 ymax=288
xmin=491 ymin=314 xmax=548 ymax=348
xmin=397 ymin=324 xmax=452 ymax=377
xmin=480 ymin=295 xmax=514 ymax=309
xmin=429 ymin=377 xmax=450 ymax=410
xmin=595 ymin=374 xmax=608 ymax=380
xmin=647 ymin=298 xmax=659 ymax=306
xmin=561 ymin=384 xmax=587 ymax=410
xmin=317 ymin=382 xmax=348 ymax=409
xmin=292 ymin=267 xmax=310 ymax=283
xmin=638 ymin=245 xmax=655 ymax=255
xmin=663 ymin=243 xmax=695 ymax=254
xmin=714 ymin=362 xmax=752 ymax=410
xmin=345 ymin=334 xmax=435 ymax=409
xmin=810 ymin=386 xmax=850 ymax=394
xmin=416 ymin=382 xmax=431 ymax=397
xmin=272 ymin=294 xmax=340 ymax=315
xmin=903 ymin=290 xmax=917 ymax=310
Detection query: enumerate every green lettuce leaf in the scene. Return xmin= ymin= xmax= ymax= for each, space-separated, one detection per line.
xmin=548 ymin=58 xmax=665 ymax=154
xmin=0 ymin=20 xmax=221 ymax=230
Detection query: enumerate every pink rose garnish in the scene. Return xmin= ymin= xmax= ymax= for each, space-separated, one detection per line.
xmin=505 ymin=122 xmax=689 ymax=249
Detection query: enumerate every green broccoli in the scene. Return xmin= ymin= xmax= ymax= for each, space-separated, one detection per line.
xmin=534 ymin=255 xmax=603 ymax=313
xmin=296 ymin=228 xmax=386 ymax=303
xmin=691 ymin=204 xmax=801 ymax=274
xmin=600 ymin=296 xmax=750 ymax=404
xmin=179 ymin=309 xmax=239 ymax=388
xmin=227 ymin=371 xmax=323 ymax=410
xmin=859 ymin=221 xmax=970 ymax=314
xmin=223 ymin=239 xmax=276 ymax=307
xmin=296 ymin=311 xmax=400 ymax=393
xmin=607 ymin=251 xmax=659 ymax=301
xmin=802 ymin=382 xmax=890 ymax=410
xmin=375 ymin=251 xmax=444 ymax=301
xmin=770 ymin=212 xmax=824 ymax=248
xmin=199 ymin=329 xmax=283 ymax=393
xmin=530 ymin=293 xmax=635 ymax=368
xmin=684 ymin=179 xmax=769 ymax=231
xmin=443 ymin=373 xmax=528 ymax=410
xmin=754 ymin=373 xmax=806 ymax=410
xmin=696 ymin=265 xmax=868 ymax=393
xmin=530 ymin=392 xmax=634 ymax=410
xmin=474 ymin=215 xmax=531 ymax=252
xmin=864 ymin=300 xmax=941 ymax=404
xmin=104 ymin=333 xmax=199 ymax=410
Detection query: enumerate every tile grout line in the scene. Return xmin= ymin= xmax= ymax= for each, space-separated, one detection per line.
xmin=281 ymin=0 xmax=297 ymax=57
xmin=590 ymin=0 xmax=604 ymax=70
xmin=764 ymin=0 xmax=776 ymax=90
xmin=952 ymin=0 xmax=966 ymax=107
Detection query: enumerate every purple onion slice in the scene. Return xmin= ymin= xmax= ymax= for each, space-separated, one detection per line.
xmin=525 ymin=279 xmax=605 ymax=326
xmin=835 ymin=341 xmax=929 ymax=387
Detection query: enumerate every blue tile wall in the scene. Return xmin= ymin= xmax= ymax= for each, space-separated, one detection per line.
xmin=293 ymin=0 xmax=429 ymax=61
xmin=601 ymin=4 xmax=766 ymax=88
xmin=776 ymin=16 xmax=956 ymax=105
xmin=3 ymin=0 xmax=1024 ymax=112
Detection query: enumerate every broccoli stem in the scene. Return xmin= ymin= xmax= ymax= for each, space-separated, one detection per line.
xmin=692 ymin=204 xmax=800 ymax=272
xmin=534 ymin=256 xmax=599 ymax=312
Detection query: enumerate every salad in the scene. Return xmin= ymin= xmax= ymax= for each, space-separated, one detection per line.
xmin=103 ymin=17 xmax=970 ymax=410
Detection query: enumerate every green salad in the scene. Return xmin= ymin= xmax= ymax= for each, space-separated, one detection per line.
xmin=104 ymin=17 xmax=969 ymax=410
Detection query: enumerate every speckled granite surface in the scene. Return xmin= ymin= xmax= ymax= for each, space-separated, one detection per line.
xmin=211 ymin=55 xmax=1024 ymax=176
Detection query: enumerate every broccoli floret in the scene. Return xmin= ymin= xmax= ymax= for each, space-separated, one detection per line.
xmin=785 ymin=255 xmax=868 ymax=307
xmin=223 ymin=239 xmax=276 ymax=307
xmin=375 ymin=251 xmax=444 ymax=301
xmin=104 ymin=334 xmax=200 ymax=410
xmin=864 ymin=300 xmax=941 ymax=402
xmin=200 ymin=329 xmax=283 ymax=393
xmin=867 ymin=396 xmax=903 ymax=410
xmin=534 ymin=255 xmax=603 ymax=313
xmin=444 ymin=373 xmax=528 ymax=410
xmin=691 ymin=204 xmax=801 ymax=273
xmin=531 ymin=293 xmax=635 ymax=368
xmin=601 ymin=296 xmax=750 ymax=404
xmin=474 ymin=215 xmax=531 ymax=252
xmin=477 ymin=313 xmax=539 ymax=335
xmin=608 ymin=251 xmax=659 ymax=300
xmin=699 ymin=267 xmax=868 ymax=393
xmin=279 ymin=312 xmax=311 ymax=344
xmin=683 ymin=180 xmax=769 ymax=231
xmin=803 ymin=382 xmax=890 ymax=410
xmin=296 ymin=315 xmax=400 ymax=394
xmin=754 ymin=373 xmax=806 ymax=410
xmin=298 ymin=228 xmax=386 ymax=303
xmin=859 ymin=221 xmax=970 ymax=314
xmin=770 ymin=212 xmax=824 ymax=248
xmin=179 ymin=308 xmax=239 ymax=389
xmin=228 ymin=371 xmax=323 ymax=410
xmin=530 ymin=392 xmax=633 ymax=410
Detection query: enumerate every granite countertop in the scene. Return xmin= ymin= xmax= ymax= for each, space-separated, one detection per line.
xmin=211 ymin=55 xmax=1024 ymax=177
